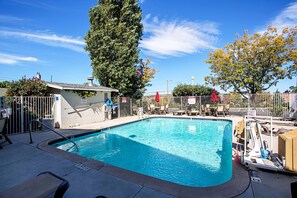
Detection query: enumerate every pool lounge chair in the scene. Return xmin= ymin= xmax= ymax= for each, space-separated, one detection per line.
xmin=0 ymin=171 xmax=69 ymax=198
xmin=187 ymin=109 xmax=199 ymax=116
xmin=173 ymin=110 xmax=186 ymax=115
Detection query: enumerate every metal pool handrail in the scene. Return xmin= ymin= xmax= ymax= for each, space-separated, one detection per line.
xmin=29 ymin=119 xmax=79 ymax=151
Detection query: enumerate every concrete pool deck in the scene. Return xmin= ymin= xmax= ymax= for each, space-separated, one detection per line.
xmin=0 ymin=115 xmax=296 ymax=197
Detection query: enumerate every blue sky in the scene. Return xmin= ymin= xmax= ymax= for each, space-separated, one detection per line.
xmin=0 ymin=0 xmax=296 ymax=95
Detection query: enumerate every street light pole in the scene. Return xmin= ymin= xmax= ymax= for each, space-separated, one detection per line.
xmin=191 ymin=76 xmax=195 ymax=85
xmin=166 ymin=80 xmax=172 ymax=95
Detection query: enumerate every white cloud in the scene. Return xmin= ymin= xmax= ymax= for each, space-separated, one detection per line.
xmin=0 ymin=53 xmax=38 ymax=65
xmin=259 ymin=1 xmax=297 ymax=32
xmin=0 ymin=15 xmax=25 ymax=23
xmin=140 ymin=16 xmax=219 ymax=58
xmin=10 ymin=0 xmax=56 ymax=10
xmin=139 ymin=0 xmax=145 ymax=4
xmin=0 ymin=30 xmax=85 ymax=52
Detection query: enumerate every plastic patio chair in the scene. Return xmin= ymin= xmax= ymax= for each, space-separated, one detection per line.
xmin=160 ymin=105 xmax=166 ymax=114
xmin=216 ymin=104 xmax=225 ymax=117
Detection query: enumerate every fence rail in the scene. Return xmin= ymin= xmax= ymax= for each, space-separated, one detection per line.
xmin=1 ymin=96 xmax=55 ymax=135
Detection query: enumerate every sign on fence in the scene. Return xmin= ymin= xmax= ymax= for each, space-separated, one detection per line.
xmin=188 ymin=96 xmax=196 ymax=104
xmin=121 ymin=97 xmax=127 ymax=103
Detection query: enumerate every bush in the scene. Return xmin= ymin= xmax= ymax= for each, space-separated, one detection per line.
xmin=173 ymin=84 xmax=215 ymax=96
xmin=6 ymin=76 xmax=47 ymax=96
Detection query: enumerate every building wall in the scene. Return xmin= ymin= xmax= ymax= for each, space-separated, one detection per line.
xmin=57 ymin=90 xmax=111 ymax=128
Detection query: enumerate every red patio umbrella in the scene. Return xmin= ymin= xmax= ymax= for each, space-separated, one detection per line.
xmin=155 ymin=91 xmax=160 ymax=102
xmin=211 ymin=89 xmax=218 ymax=102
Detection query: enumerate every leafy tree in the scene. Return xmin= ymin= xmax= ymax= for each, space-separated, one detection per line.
xmin=85 ymin=0 xmax=155 ymax=98
xmin=173 ymin=84 xmax=215 ymax=96
xmin=138 ymin=58 xmax=158 ymax=87
xmin=205 ymin=26 xmax=297 ymax=107
xmin=6 ymin=76 xmax=47 ymax=96
xmin=286 ymin=86 xmax=297 ymax=93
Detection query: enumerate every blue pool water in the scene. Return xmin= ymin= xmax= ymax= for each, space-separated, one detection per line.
xmin=54 ymin=118 xmax=232 ymax=187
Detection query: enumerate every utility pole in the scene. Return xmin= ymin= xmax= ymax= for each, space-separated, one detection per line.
xmin=166 ymin=80 xmax=172 ymax=95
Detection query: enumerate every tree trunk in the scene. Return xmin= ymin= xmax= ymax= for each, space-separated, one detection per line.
xmin=250 ymin=94 xmax=256 ymax=110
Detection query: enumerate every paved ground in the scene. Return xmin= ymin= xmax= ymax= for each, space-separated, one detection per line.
xmin=0 ymin=115 xmax=296 ymax=197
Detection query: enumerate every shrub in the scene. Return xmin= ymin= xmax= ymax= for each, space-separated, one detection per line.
xmin=6 ymin=76 xmax=47 ymax=96
xmin=173 ymin=84 xmax=215 ymax=96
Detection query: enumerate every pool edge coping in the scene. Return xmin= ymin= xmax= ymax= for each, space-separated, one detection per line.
xmin=38 ymin=116 xmax=251 ymax=197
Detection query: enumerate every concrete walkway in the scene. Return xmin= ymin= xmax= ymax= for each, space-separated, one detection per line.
xmin=0 ymin=115 xmax=296 ymax=197
xmin=1 ymin=132 xmax=174 ymax=198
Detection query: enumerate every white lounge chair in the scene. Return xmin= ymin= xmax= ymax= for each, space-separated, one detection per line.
xmin=173 ymin=110 xmax=186 ymax=115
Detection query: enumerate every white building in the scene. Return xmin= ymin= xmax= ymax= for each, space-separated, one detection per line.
xmin=47 ymin=82 xmax=118 ymax=128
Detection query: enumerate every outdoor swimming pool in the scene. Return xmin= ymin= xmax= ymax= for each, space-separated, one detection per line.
xmin=53 ymin=117 xmax=232 ymax=187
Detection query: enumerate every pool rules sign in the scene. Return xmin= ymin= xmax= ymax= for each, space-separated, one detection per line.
xmin=121 ymin=97 xmax=127 ymax=103
xmin=188 ymin=96 xmax=196 ymax=104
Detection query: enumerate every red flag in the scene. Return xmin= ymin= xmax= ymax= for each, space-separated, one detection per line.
xmin=211 ymin=89 xmax=218 ymax=102
xmin=155 ymin=91 xmax=160 ymax=102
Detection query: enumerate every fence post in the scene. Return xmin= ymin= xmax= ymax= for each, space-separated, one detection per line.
xmin=248 ymin=94 xmax=250 ymax=111
xmin=199 ymin=96 xmax=201 ymax=114
xmin=130 ymin=98 xmax=133 ymax=115
xmin=180 ymin=96 xmax=182 ymax=110
xmin=118 ymin=96 xmax=120 ymax=118
xmin=20 ymin=95 xmax=24 ymax=133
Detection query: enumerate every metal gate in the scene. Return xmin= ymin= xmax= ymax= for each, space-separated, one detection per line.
xmin=1 ymin=96 xmax=55 ymax=135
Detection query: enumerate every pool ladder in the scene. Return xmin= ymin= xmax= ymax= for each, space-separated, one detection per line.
xmin=29 ymin=119 xmax=79 ymax=152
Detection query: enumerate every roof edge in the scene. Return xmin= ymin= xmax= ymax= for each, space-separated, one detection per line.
xmin=46 ymin=82 xmax=119 ymax=92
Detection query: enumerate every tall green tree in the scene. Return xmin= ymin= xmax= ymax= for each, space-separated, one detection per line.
xmin=85 ymin=0 xmax=144 ymax=98
xmin=205 ymin=26 xmax=297 ymax=101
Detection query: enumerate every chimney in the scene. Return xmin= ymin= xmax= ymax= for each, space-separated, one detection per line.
xmin=87 ymin=76 xmax=94 ymax=86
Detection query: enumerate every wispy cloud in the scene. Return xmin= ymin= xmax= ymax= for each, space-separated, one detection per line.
xmin=0 ymin=53 xmax=38 ymax=65
xmin=140 ymin=15 xmax=220 ymax=58
xmin=9 ymin=0 xmax=57 ymax=10
xmin=0 ymin=15 xmax=25 ymax=23
xmin=259 ymin=1 xmax=297 ymax=32
xmin=139 ymin=0 xmax=145 ymax=4
xmin=0 ymin=30 xmax=85 ymax=52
